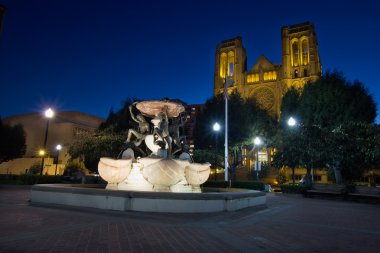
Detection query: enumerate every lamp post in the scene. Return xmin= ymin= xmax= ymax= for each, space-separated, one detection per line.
xmin=287 ymin=117 xmax=297 ymax=185
xmin=55 ymin=144 xmax=62 ymax=176
xmin=213 ymin=122 xmax=221 ymax=181
xmin=40 ymin=108 xmax=54 ymax=175
xmin=253 ymin=137 xmax=262 ymax=181
xmin=38 ymin=149 xmax=45 ymax=174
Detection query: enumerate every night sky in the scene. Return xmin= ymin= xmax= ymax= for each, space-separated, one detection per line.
xmin=1 ymin=0 xmax=379 ymax=123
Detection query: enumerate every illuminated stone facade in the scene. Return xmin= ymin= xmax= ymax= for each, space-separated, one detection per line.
xmin=214 ymin=22 xmax=322 ymax=117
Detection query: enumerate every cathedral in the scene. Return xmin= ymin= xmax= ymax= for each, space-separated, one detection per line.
xmin=213 ymin=22 xmax=322 ymax=117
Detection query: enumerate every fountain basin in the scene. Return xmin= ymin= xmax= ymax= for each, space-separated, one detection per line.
xmin=30 ymin=184 xmax=266 ymax=213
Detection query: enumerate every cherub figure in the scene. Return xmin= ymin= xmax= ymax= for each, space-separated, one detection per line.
xmin=126 ymin=103 xmax=150 ymax=147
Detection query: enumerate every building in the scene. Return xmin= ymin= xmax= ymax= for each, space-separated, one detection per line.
xmin=184 ymin=104 xmax=204 ymax=155
xmin=213 ymin=22 xmax=327 ymax=184
xmin=214 ymin=22 xmax=322 ymax=117
xmin=0 ymin=111 xmax=104 ymax=175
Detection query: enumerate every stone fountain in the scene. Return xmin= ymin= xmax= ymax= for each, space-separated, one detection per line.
xmin=98 ymin=100 xmax=211 ymax=193
xmin=30 ymin=100 xmax=266 ymax=213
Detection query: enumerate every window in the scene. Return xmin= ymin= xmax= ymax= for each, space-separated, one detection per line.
xmin=263 ymin=71 xmax=277 ymax=81
xmin=314 ymin=175 xmax=322 ymax=181
xmin=294 ymin=70 xmax=298 ymax=78
xmin=292 ymin=42 xmax=299 ymax=66
xmin=227 ymin=51 xmax=234 ymax=77
xmin=303 ymin=68 xmax=308 ymax=77
xmin=229 ymin=62 xmax=234 ymax=77
xmin=219 ymin=53 xmax=227 ymax=78
xmin=247 ymin=73 xmax=259 ymax=83
xmin=301 ymin=39 xmax=309 ymax=65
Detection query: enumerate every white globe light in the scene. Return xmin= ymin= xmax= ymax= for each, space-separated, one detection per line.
xmin=45 ymin=108 xmax=54 ymax=118
xmin=213 ymin=122 xmax=221 ymax=131
xmin=288 ymin=117 xmax=296 ymax=127
xmin=56 ymin=144 xmax=62 ymax=151
xmin=253 ymin=137 xmax=262 ymax=145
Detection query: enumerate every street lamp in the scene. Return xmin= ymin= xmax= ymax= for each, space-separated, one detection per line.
xmin=213 ymin=122 xmax=221 ymax=180
xmin=38 ymin=149 xmax=45 ymax=174
xmin=287 ymin=117 xmax=297 ymax=127
xmin=55 ymin=144 xmax=62 ymax=176
xmin=253 ymin=137 xmax=262 ymax=180
xmin=40 ymin=108 xmax=54 ymax=175
xmin=287 ymin=116 xmax=298 ymax=184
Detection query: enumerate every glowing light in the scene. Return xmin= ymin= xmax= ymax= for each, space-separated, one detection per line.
xmin=45 ymin=108 xmax=54 ymax=118
xmin=56 ymin=144 xmax=62 ymax=151
xmin=253 ymin=137 xmax=262 ymax=146
xmin=287 ymin=117 xmax=296 ymax=127
xmin=39 ymin=150 xmax=45 ymax=156
xmin=213 ymin=122 xmax=221 ymax=132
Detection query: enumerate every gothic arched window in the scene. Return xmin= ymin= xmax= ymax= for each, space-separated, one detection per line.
xmin=219 ymin=53 xmax=227 ymax=78
xmin=227 ymin=51 xmax=235 ymax=77
xmin=292 ymin=42 xmax=299 ymax=67
xmin=301 ymin=39 xmax=309 ymax=65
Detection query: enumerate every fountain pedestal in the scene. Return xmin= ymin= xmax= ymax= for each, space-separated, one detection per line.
xmin=118 ymin=163 xmax=152 ymax=191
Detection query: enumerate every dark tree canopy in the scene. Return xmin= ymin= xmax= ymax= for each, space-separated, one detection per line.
xmin=68 ymin=131 xmax=125 ymax=173
xmin=279 ymin=86 xmax=300 ymax=126
xmin=0 ymin=119 xmax=26 ymax=163
xmin=99 ymin=98 xmax=137 ymax=132
xmin=70 ymin=98 xmax=138 ymax=172
xmin=194 ymin=91 xmax=277 ymax=151
xmin=299 ymin=71 xmax=376 ymax=128
xmin=275 ymin=71 xmax=378 ymax=184
xmin=193 ymin=92 xmax=277 ymax=181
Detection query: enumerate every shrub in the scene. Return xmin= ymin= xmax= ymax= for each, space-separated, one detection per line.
xmin=19 ymin=174 xmax=63 ymax=185
xmin=233 ymin=181 xmax=265 ymax=191
xmin=203 ymin=180 xmax=264 ymax=191
xmin=280 ymin=184 xmax=310 ymax=194
xmin=203 ymin=180 xmax=228 ymax=188
xmin=62 ymin=162 xmax=86 ymax=183
xmin=28 ymin=163 xmax=42 ymax=175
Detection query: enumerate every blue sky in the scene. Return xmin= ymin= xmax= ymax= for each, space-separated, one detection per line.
xmin=1 ymin=0 xmax=379 ymax=123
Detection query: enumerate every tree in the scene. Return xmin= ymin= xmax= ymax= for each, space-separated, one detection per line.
xmin=193 ymin=91 xmax=277 ymax=182
xmin=69 ymin=97 xmax=139 ymax=173
xmin=275 ymin=71 xmax=378 ymax=184
xmin=0 ymin=119 xmax=26 ymax=163
xmin=325 ymin=122 xmax=380 ymax=183
xmin=68 ymin=130 xmax=125 ymax=173
xmin=299 ymin=71 xmax=376 ymax=127
xmin=98 ymin=98 xmax=136 ymax=133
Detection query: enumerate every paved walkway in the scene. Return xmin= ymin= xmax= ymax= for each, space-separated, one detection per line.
xmin=0 ymin=185 xmax=379 ymax=253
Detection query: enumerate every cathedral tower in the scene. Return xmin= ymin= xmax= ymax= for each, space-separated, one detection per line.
xmin=213 ymin=36 xmax=247 ymax=96
xmin=281 ymin=22 xmax=321 ymax=89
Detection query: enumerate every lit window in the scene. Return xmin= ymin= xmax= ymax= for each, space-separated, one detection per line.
xmin=227 ymin=51 xmax=234 ymax=77
xmin=292 ymin=42 xmax=299 ymax=66
xmin=301 ymin=39 xmax=309 ymax=65
xmin=219 ymin=53 xmax=227 ymax=78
